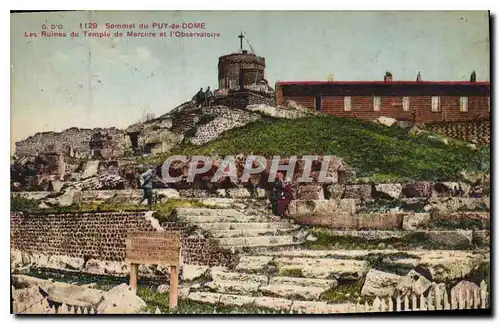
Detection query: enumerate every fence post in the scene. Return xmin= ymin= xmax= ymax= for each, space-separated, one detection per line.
xmin=436 ymin=286 xmax=443 ymax=310
xmin=404 ymin=295 xmax=409 ymax=311
xmin=396 ymin=295 xmax=401 ymax=312
xmin=387 ymin=297 xmax=393 ymax=312
xmin=411 ymin=294 xmax=418 ymax=311
xmin=473 ymin=287 xmax=480 ymax=309
xmin=480 ymin=280 xmax=488 ymax=308
xmin=420 ymin=293 xmax=426 ymax=311
xmin=451 ymin=288 xmax=457 ymax=309
xmin=443 ymin=290 xmax=451 ymax=310
xmin=58 ymin=303 xmax=68 ymax=314
xmin=380 ymin=297 xmax=387 ymax=312
xmin=373 ymin=297 xmax=381 ymax=312
xmin=428 ymin=287 xmax=436 ymax=311
xmin=458 ymin=287 xmax=465 ymax=310
xmin=465 ymin=287 xmax=471 ymax=309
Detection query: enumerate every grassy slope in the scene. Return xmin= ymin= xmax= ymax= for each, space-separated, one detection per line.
xmin=171 ymin=115 xmax=486 ymax=182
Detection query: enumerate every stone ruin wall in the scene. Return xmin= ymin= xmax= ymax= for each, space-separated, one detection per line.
xmin=215 ymin=92 xmax=275 ymax=109
xmin=15 ymin=127 xmax=130 ymax=159
xmin=189 ymin=106 xmax=261 ymax=145
xmin=10 ymin=211 xmax=238 ymax=276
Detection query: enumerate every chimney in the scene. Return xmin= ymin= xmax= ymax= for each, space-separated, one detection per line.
xmin=470 ymin=70 xmax=476 ymax=82
xmin=327 ymin=73 xmax=334 ymax=82
xmin=416 ymin=71 xmax=422 ymax=82
xmin=384 ymin=72 xmax=393 ymax=82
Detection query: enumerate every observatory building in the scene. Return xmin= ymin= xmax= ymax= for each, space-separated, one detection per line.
xmin=217 ymin=32 xmax=268 ymax=93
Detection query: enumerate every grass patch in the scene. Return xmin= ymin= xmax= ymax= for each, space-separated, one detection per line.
xmin=427 ymin=217 xmax=489 ymax=230
xmin=303 ymin=228 xmax=399 ymax=250
xmin=464 ymin=261 xmax=491 ymax=293
xmin=364 ymin=253 xmax=416 ymax=276
xmin=303 ymin=228 xmax=475 ymax=250
xmin=151 ymin=199 xmax=213 ymax=224
xmin=356 ymin=199 xmax=428 ymax=214
xmin=11 ymin=195 xmax=215 ymax=225
xmin=169 ymin=115 xmax=484 ymax=182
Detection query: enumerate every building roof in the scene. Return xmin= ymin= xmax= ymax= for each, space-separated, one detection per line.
xmin=277 ymin=80 xmax=490 ymax=86
xmin=277 ymin=80 xmax=490 ymax=96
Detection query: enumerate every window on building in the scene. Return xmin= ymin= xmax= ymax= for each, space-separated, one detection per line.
xmin=488 ymin=97 xmax=490 ymax=112
xmin=431 ymin=96 xmax=440 ymax=112
xmin=373 ymin=96 xmax=381 ymax=111
xmin=344 ymin=96 xmax=352 ymax=111
xmin=315 ymin=95 xmax=322 ymax=111
xmin=460 ymin=97 xmax=468 ymax=112
xmin=402 ymin=97 xmax=410 ymax=111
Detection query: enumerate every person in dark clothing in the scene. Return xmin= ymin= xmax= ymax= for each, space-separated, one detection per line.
xmin=204 ymin=86 xmax=214 ymax=107
xmin=278 ymin=181 xmax=293 ymax=218
xmin=139 ymin=166 xmax=169 ymax=210
xmin=271 ymin=172 xmax=285 ymax=217
xmin=193 ymin=88 xmax=205 ymax=107
xmin=139 ymin=167 xmax=155 ymax=209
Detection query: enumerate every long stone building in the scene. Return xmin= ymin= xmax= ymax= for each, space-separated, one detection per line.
xmin=275 ymin=74 xmax=490 ymax=124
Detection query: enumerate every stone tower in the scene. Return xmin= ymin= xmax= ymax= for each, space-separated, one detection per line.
xmin=218 ymin=32 xmax=266 ymax=91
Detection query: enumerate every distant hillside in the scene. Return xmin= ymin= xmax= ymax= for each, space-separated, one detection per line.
xmin=172 ymin=115 xmax=488 ymax=182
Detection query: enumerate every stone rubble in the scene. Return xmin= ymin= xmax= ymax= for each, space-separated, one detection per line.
xmin=361 ymin=269 xmax=402 ymax=297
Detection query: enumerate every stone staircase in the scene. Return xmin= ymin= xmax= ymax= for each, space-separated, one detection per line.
xmin=175 ymin=207 xmax=302 ymax=249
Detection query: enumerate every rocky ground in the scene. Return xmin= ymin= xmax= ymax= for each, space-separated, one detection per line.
xmin=11 ymin=190 xmax=490 ymax=314
xmin=424 ymin=120 xmax=490 ymax=146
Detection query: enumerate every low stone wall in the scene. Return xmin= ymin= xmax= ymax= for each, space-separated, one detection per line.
xmin=288 ymin=199 xmax=489 ymax=231
xmin=10 ymin=211 xmax=238 ymax=276
xmin=327 ymin=181 xmax=489 ymax=200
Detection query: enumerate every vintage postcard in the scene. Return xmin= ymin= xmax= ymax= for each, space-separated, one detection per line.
xmin=10 ymin=10 xmax=491 ymax=315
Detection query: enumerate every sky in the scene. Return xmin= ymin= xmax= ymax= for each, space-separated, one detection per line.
xmin=10 ymin=11 xmax=490 ymax=152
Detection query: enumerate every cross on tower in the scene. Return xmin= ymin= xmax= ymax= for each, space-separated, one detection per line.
xmin=238 ymin=31 xmax=245 ymax=51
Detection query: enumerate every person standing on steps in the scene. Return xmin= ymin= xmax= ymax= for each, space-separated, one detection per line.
xmin=139 ymin=165 xmax=168 ymax=210
xmin=278 ymin=178 xmax=294 ymax=218
xmin=204 ymin=86 xmax=214 ymax=107
xmin=138 ymin=166 xmax=155 ymax=210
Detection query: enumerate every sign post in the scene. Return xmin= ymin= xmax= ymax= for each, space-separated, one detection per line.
xmin=125 ymin=231 xmax=181 ymax=310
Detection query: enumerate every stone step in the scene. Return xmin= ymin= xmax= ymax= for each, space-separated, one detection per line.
xmin=269 ymin=276 xmax=337 ymax=289
xmin=217 ymin=235 xmax=300 ymax=248
xmin=186 ymin=292 xmax=356 ymax=314
xmin=233 ymin=249 xmax=489 ymax=283
xmin=181 ymin=215 xmax=272 ymax=223
xmin=204 ymin=270 xmax=338 ymax=300
xmin=274 ymin=257 xmax=368 ymax=280
xmin=205 ymin=270 xmax=266 ymax=296
xmin=319 ymin=229 xmax=485 ymax=249
xmin=253 ymin=248 xmax=490 ymax=258
xmin=175 ymin=207 xmax=245 ymax=216
xmin=211 ymin=270 xmax=268 ymax=285
xmin=209 ymin=228 xmax=296 ymax=238
xmin=197 ymin=222 xmax=296 ymax=231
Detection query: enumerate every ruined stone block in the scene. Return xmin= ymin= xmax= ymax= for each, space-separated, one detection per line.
xmin=358 ymin=212 xmax=403 ymax=230
xmin=402 ymin=181 xmax=432 ymax=198
xmin=343 ymin=184 xmax=372 ymax=200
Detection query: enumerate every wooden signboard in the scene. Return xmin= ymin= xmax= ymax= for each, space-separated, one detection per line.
xmin=125 ymin=231 xmax=181 ymax=310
